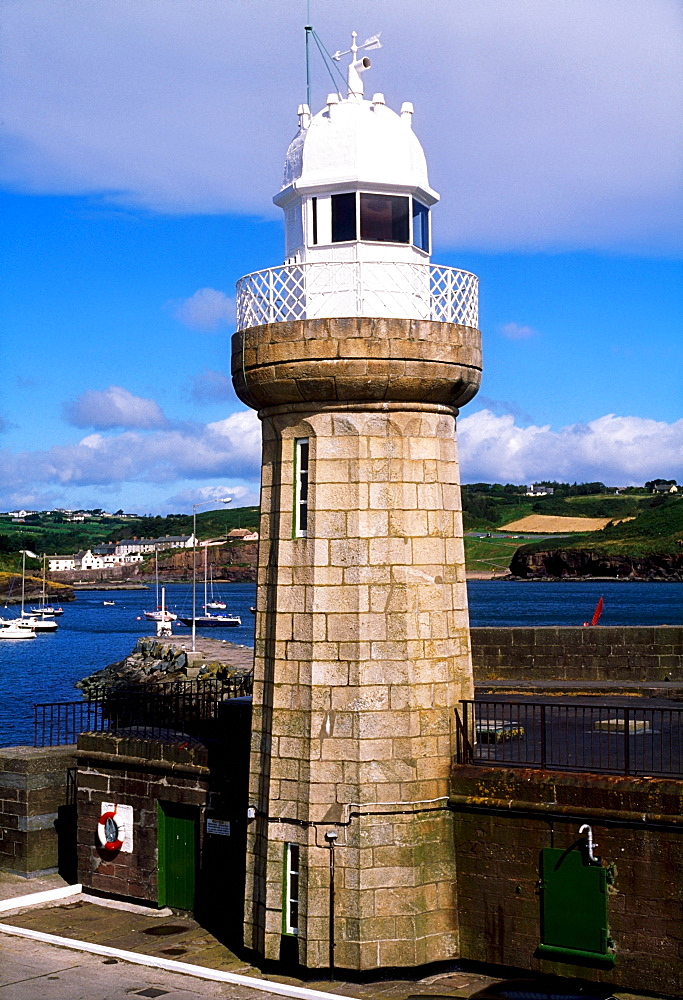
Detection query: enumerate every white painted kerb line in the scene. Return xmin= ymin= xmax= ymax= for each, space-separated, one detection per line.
xmin=0 ymin=922 xmax=361 ymax=1000
xmin=0 ymin=883 xmax=82 ymax=913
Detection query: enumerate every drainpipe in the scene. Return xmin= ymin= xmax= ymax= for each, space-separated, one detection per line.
xmin=324 ymin=830 xmax=337 ymax=979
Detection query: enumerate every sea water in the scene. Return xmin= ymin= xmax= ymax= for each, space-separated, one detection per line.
xmin=1 ymin=581 xmax=681 ymax=746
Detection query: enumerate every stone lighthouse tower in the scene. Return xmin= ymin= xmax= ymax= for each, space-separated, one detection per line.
xmin=232 ymin=35 xmax=482 ymax=972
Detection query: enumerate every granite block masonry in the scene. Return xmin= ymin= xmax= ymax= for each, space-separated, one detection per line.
xmin=232 ymin=317 xmax=482 ymax=970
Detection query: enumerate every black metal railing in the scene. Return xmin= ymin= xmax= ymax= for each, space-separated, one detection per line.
xmin=455 ymin=699 xmax=683 ymax=778
xmin=33 ymin=674 xmax=253 ymax=748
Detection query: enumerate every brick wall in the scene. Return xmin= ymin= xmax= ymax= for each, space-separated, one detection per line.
xmin=0 ymin=745 xmax=76 ymax=876
xmin=76 ymin=733 xmax=211 ymax=904
xmin=451 ymin=766 xmax=683 ymax=996
xmin=471 ymin=626 xmax=683 ymax=682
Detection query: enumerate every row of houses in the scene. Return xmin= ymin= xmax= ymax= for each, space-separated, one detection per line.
xmin=47 ymin=529 xmax=259 ymax=573
xmin=48 ymin=534 xmax=197 ymax=572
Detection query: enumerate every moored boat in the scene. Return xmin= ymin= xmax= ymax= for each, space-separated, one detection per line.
xmin=0 ymin=622 xmax=36 ymax=639
xmin=177 ymin=613 xmax=241 ymax=628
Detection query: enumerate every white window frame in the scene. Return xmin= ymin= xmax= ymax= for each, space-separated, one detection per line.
xmin=283 ymin=841 xmax=300 ymax=936
xmin=294 ymin=438 xmax=309 ymax=538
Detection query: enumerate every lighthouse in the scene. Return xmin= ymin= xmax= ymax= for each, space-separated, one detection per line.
xmin=232 ymin=34 xmax=482 ymax=972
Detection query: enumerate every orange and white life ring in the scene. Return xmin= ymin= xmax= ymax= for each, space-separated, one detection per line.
xmin=97 ymin=809 xmax=125 ymax=851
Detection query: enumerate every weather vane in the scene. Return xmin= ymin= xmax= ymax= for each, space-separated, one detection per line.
xmin=332 ymin=30 xmax=382 ymax=98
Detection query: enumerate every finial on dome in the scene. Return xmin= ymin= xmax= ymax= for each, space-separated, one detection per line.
xmin=297 ymin=104 xmax=311 ymax=129
xmin=332 ymin=30 xmax=382 ymax=100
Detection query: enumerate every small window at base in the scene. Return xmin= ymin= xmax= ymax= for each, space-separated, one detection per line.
xmin=283 ymin=842 xmax=300 ymax=936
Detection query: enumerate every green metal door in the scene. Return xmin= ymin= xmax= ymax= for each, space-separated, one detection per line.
xmin=538 ymin=847 xmax=614 ymax=965
xmin=157 ymin=802 xmax=197 ymax=910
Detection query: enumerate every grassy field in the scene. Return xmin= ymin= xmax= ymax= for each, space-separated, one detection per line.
xmin=464 ymin=536 xmax=521 ymax=575
xmin=516 ymin=495 xmax=683 ymax=560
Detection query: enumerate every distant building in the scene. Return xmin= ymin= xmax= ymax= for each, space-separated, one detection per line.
xmin=48 ymin=534 xmax=195 ymax=572
xmin=115 ymin=534 xmax=196 ymax=556
xmin=652 ymin=483 xmax=678 ymax=494
xmin=526 ymin=485 xmax=554 ymax=496
xmin=227 ymin=528 xmax=259 ymax=541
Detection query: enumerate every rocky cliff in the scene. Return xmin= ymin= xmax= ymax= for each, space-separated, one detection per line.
xmin=510 ymin=547 xmax=683 ymax=580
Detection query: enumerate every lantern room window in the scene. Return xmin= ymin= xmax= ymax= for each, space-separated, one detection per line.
xmin=331 ymin=192 xmax=357 ymax=242
xmin=360 ymin=194 xmax=410 ymax=243
xmin=412 ymin=199 xmax=430 ymax=252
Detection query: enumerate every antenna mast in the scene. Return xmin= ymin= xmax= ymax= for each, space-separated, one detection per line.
xmin=305 ymin=0 xmax=312 ymax=109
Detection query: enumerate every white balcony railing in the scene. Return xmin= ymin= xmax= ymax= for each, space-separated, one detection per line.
xmin=235 ymin=261 xmax=478 ymax=330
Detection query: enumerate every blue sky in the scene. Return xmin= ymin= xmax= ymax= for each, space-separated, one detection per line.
xmin=1 ymin=0 xmax=681 ymax=514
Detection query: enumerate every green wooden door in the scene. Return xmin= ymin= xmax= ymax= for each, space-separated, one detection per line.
xmin=157 ymin=802 xmax=197 ymax=910
xmin=539 ymin=847 xmax=615 ymax=965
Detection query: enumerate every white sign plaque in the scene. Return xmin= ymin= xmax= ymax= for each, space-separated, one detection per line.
xmin=206 ymin=818 xmax=231 ymax=836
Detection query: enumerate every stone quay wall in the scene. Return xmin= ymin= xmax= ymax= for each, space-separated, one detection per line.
xmin=0 ymin=745 xmax=76 ymax=877
xmin=471 ymin=626 xmax=683 ymax=682
xmin=450 ymin=766 xmax=683 ymax=996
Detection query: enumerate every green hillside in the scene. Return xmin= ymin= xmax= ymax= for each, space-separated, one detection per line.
xmin=461 ymin=482 xmax=653 ymax=531
xmin=0 ymin=506 xmax=260 ymax=556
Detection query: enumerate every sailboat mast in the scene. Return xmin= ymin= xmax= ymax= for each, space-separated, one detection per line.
xmin=204 ymin=544 xmax=208 ymax=611
xmin=21 ymin=550 xmax=26 ymax=617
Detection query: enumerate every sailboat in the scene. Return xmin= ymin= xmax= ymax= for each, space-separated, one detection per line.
xmin=9 ymin=551 xmax=58 ymax=633
xmin=29 ymin=554 xmax=64 ymax=617
xmin=205 ymin=564 xmax=227 ymax=609
xmin=177 ymin=545 xmax=241 ymax=628
xmin=143 ymin=545 xmax=177 ymax=621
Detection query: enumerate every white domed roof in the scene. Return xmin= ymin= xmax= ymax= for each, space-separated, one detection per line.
xmin=275 ymin=95 xmax=438 ymax=206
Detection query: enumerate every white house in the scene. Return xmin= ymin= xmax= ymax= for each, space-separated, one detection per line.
xmin=526 ymin=485 xmax=554 ymax=496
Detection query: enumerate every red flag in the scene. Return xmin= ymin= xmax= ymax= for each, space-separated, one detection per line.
xmin=590 ymin=596 xmax=604 ymax=627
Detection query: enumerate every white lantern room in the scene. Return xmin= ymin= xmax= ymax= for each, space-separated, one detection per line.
xmin=235 ymin=34 xmax=478 ymax=329
xmin=274 ymin=50 xmax=438 ymax=268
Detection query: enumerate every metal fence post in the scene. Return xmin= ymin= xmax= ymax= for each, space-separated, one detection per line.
xmin=624 ymin=707 xmax=631 ymax=776
xmin=540 ymin=704 xmax=547 ymax=769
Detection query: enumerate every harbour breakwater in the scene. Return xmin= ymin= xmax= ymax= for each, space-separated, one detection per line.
xmin=76 ymin=635 xmax=254 ymax=697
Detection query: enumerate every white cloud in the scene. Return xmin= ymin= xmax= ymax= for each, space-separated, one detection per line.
xmin=0 ymin=406 xmax=681 ymax=513
xmin=1 ymin=1 xmax=680 ymax=253
xmin=499 ymin=323 xmax=537 ymax=341
xmin=459 ymin=410 xmax=683 ymax=484
xmin=63 ymin=386 xmax=168 ymax=429
xmin=0 ymin=410 xmax=262 ymax=499
xmin=172 ymin=288 xmax=235 ymax=332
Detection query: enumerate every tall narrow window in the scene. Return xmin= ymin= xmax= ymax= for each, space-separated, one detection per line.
xmin=283 ymin=842 xmax=300 ymax=936
xmin=294 ymin=438 xmax=309 ymax=537
xmin=360 ymin=193 xmax=409 ymax=243
xmin=412 ymin=199 xmax=430 ymax=252
xmin=311 ymin=197 xmax=318 ymax=245
xmin=331 ymin=192 xmax=356 ymax=242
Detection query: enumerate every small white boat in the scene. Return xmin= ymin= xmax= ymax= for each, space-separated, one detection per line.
xmin=143 ymin=608 xmax=177 ymax=621
xmin=103 ymin=600 xmax=116 ymax=606
xmin=29 ymin=605 xmax=64 ymax=616
xmin=178 ymin=613 xmax=241 ymax=628
xmin=0 ymin=622 xmax=36 ymax=639
xmin=18 ymin=615 xmax=58 ymax=633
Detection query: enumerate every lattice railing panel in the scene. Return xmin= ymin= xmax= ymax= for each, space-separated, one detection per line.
xmin=236 ymin=262 xmax=478 ymax=330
